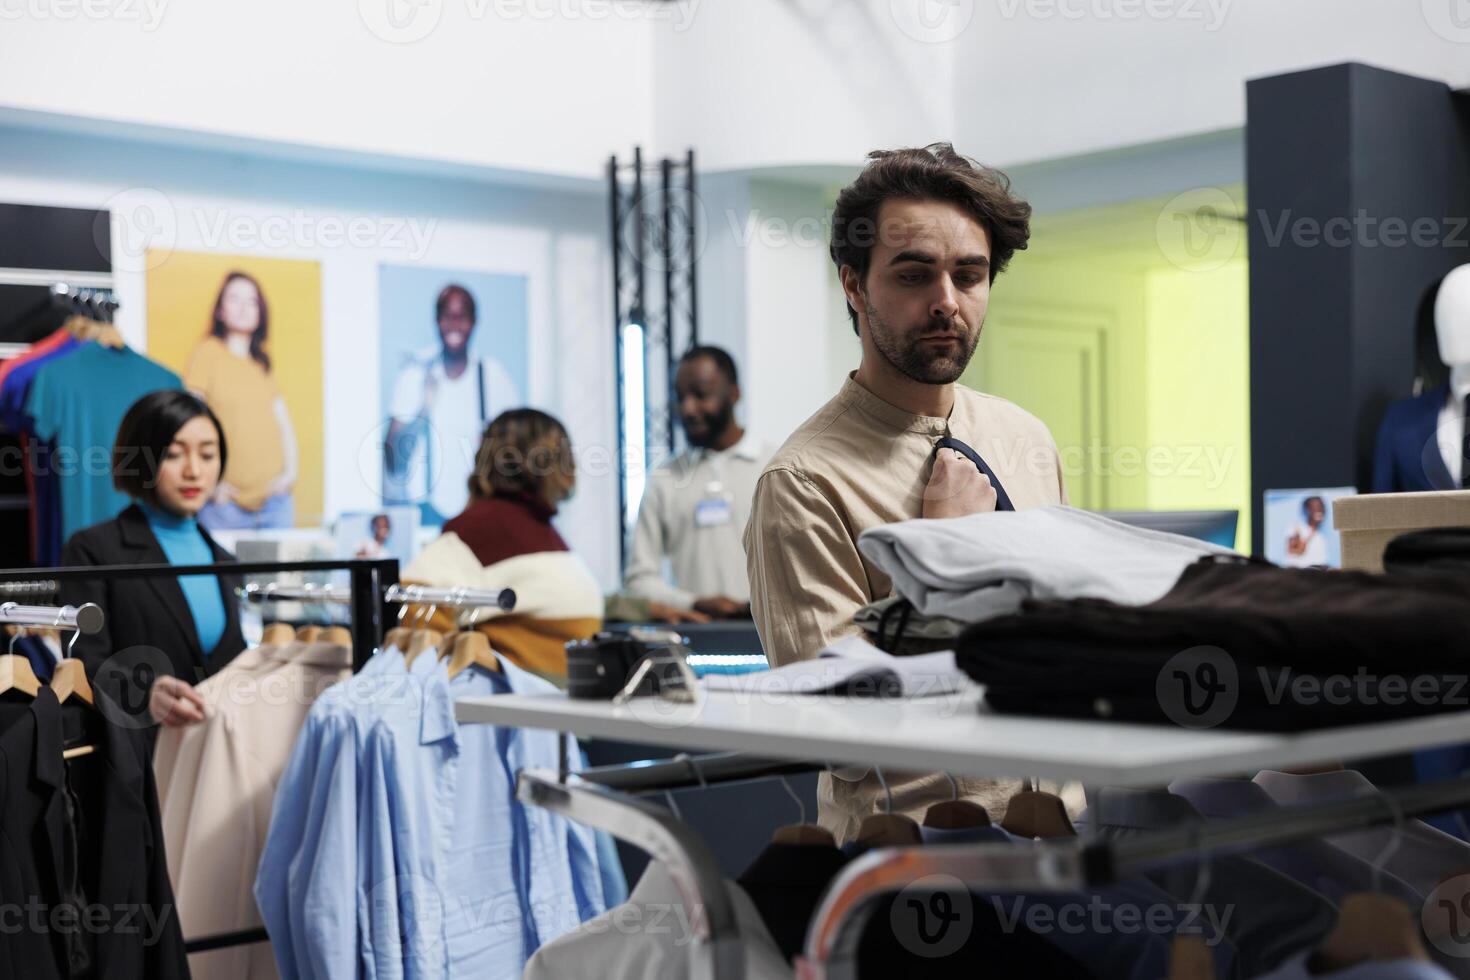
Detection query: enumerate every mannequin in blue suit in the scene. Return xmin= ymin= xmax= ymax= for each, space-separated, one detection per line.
xmin=1372 ymin=263 xmax=1470 ymax=838
xmin=1373 ymin=264 xmax=1470 ymax=493
xmin=1371 ymin=386 xmax=1457 ymax=492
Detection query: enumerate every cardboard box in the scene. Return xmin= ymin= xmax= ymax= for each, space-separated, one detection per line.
xmin=1332 ymin=490 xmax=1470 ymax=572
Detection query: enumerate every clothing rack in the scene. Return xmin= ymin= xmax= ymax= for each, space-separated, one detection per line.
xmin=0 ymin=269 xmax=114 ymax=290
xmin=516 ymin=751 xmax=1470 ymax=980
xmin=519 ymin=767 xmax=748 ymax=980
xmin=516 ymin=755 xmax=827 ymax=980
xmin=0 ymin=559 xmax=529 ymax=957
xmin=243 ymin=580 xmax=518 ymax=614
xmin=0 ymin=601 xmax=104 ymax=635
xmin=0 ymin=558 xmax=401 ymax=671
xmin=0 ymin=276 xmax=120 ymax=348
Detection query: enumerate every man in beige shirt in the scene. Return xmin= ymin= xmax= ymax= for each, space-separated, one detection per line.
xmin=624 ymin=346 xmax=769 ymax=617
xmin=745 ymin=143 xmax=1068 ymax=843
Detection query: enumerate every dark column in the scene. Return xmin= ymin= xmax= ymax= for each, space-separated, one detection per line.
xmin=1246 ymin=63 xmax=1470 ymax=554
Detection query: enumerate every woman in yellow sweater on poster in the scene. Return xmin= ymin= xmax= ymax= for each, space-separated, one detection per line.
xmin=188 ymin=271 xmax=299 ymax=531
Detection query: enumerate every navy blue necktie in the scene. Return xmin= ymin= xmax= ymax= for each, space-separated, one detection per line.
xmin=933 ymin=436 xmax=1015 ymax=511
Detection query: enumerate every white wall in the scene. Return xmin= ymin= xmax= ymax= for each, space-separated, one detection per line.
xmin=0 ymin=0 xmax=657 ymax=180
xmin=0 ymin=123 xmax=624 ymax=588
xmin=651 ymin=0 xmax=955 ymax=172
xmin=694 ymin=173 xmax=856 ymax=453
xmin=955 ymin=0 xmax=1470 ymax=167
xmin=6 ymin=0 xmax=1458 ymax=178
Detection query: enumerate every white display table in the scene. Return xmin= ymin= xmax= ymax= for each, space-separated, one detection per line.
xmin=455 ymin=686 xmax=1470 ymax=786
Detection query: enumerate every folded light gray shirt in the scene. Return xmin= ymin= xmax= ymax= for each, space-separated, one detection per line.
xmin=857 ymin=506 xmax=1236 ymax=624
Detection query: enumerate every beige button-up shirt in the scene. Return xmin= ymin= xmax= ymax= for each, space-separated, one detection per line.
xmin=623 ymin=432 xmax=769 ymax=609
xmin=744 ymin=374 xmax=1068 ymax=842
xmin=153 ymin=641 xmax=352 ymax=980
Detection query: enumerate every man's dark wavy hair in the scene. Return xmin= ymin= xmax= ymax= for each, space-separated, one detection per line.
xmin=830 ymin=143 xmax=1032 ymax=335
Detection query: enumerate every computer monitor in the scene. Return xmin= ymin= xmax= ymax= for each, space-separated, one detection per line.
xmin=1099 ymin=510 xmax=1240 ymax=550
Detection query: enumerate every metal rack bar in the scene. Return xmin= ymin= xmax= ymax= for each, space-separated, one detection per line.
xmin=577 ymin=752 xmax=821 ymax=793
xmin=242 ymin=578 xmax=514 ymax=671
xmin=518 ymin=767 xmax=745 ymax=980
xmin=0 ymin=267 xmax=114 ymax=289
xmin=243 ymin=582 xmax=516 ymax=611
xmin=0 ymin=602 xmax=103 ymax=634
xmin=0 ymin=579 xmax=61 ymax=598
xmin=0 ymin=559 xmax=402 ymax=581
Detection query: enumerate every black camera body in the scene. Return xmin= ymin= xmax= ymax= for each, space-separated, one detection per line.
xmin=565 ymin=628 xmax=689 ymax=700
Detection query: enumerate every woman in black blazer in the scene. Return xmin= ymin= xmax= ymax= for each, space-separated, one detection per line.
xmin=62 ymin=390 xmax=246 ymax=732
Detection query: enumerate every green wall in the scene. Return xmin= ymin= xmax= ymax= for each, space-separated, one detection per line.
xmin=962 ymin=195 xmax=1252 ymax=549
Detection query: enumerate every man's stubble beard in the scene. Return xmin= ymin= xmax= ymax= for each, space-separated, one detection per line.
xmin=864 ymin=302 xmax=982 ymax=385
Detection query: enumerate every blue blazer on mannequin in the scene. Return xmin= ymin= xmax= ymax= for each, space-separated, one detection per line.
xmin=1371 ymin=384 xmax=1456 ymax=492
xmin=1370 ymin=383 xmax=1469 ymax=838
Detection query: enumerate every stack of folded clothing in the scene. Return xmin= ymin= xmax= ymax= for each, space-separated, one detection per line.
xmin=854 ymin=507 xmax=1233 ymax=651
xmin=958 ymin=556 xmax=1470 ymax=731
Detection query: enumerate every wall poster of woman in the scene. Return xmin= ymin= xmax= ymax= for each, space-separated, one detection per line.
xmin=146 ymin=250 xmax=324 ymax=530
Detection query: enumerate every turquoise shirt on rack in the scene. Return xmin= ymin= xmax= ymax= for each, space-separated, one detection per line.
xmin=139 ymin=500 xmax=226 ymax=656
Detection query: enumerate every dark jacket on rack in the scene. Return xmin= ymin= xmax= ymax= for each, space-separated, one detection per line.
xmin=60 ymin=503 xmax=245 ymax=725
xmin=0 ymin=688 xmax=191 ymax=979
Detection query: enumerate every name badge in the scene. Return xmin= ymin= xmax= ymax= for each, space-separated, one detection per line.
xmin=694 ymin=497 xmax=733 ymax=528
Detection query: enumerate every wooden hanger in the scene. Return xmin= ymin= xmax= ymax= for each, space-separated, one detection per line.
xmin=924 ymin=772 xmax=991 ymax=830
xmin=318 ymin=626 xmax=352 ymax=648
xmin=855 ymin=769 xmax=922 ymax=847
xmin=382 ymin=627 xmax=410 ymax=651
xmin=923 ymin=801 xmax=990 ymax=830
xmin=855 ymin=812 xmax=922 ymax=847
xmin=50 ymin=660 xmax=93 ymax=706
xmin=773 ymin=824 xmax=836 ymax=846
xmin=1312 ymin=894 xmax=1429 ymax=971
xmin=1167 ymin=934 xmax=1216 ymax=980
xmin=52 ymin=647 xmax=98 ymax=760
xmin=296 ymin=626 xmax=322 ymax=643
xmin=261 ymin=622 xmax=296 ymax=646
xmin=442 ymin=631 xmax=500 ymax=680
xmin=0 ymin=654 xmax=40 ymax=697
xmin=403 ymin=628 xmax=443 ymax=668
xmin=1314 ymin=789 xmax=1430 ymax=971
xmin=1001 ymin=789 xmax=1077 ymax=839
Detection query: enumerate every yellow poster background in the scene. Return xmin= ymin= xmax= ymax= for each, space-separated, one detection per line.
xmin=144 ymin=249 xmax=324 ymax=527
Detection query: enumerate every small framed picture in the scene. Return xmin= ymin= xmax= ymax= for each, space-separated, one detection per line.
xmin=1263 ymin=487 xmax=1356 ymax=568
xmin=333 ymin=506 xmax=420 ymax=565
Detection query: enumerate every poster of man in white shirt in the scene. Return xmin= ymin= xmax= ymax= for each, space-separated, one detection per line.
xmin=381 ymin=272 xmax=526 ymax=524
xmin=1263 ymin=487 xmax=1353 ymax=569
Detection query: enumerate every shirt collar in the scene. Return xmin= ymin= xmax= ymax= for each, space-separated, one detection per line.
xmin=420 ymin=653 xmax=524 ymax=745
xmin=1168 ymin=777 xmax=1275 ymax=819
xmin=836 ymin=373 xmax=952 ymax=435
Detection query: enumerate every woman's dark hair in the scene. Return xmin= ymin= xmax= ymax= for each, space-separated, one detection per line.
xmin=209 ymin=271 xmax=272 ymax=372
xmin=469 ymin=408 xmax=575 ymax=506
xmin=113 ymin=390 xmax=228 ymax=507
xmin=830 ymin=143 xmax=1032 ymax=334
